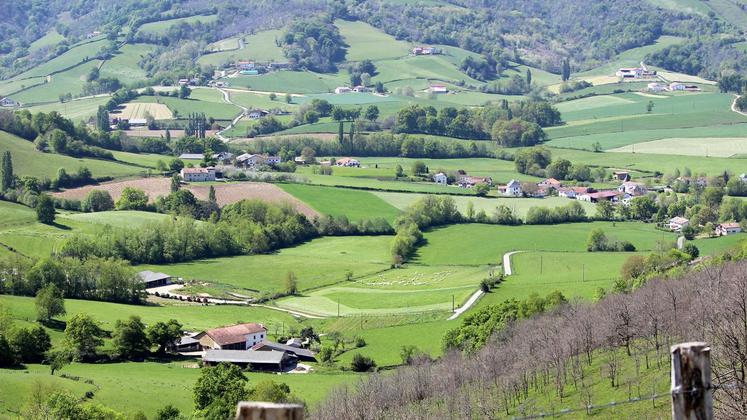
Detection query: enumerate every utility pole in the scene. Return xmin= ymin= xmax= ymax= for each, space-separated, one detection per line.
xmin=671 ymin=342 xmax=713 ymax=420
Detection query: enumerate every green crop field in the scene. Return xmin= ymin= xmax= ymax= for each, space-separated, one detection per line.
xmin=137 ymin=14 xmax=218 ymax=35
xmin=227 ymin=90 xmax=299 ymax=111
xmin=133 ymin=91 xmax=241 ymax=120
xmin=336 ymin=20 xmax=411 ymax=61
xmin=416 ymin=222 xmax=675 ymax=266
xmin=278 ymin=184 xmax=402 ymax=222
xmin=13 ymin=60 xmax=104 ymax=104
xmin=373 ymin=192 xmax=596 ymax=220
xmin=0 ymin=77 xmax=47 ymax=97
xmin=478 ymin=251 xmax=634 ymax=307
xmin=22 ymin=96 xmax=111 ymax=121
xmin=232 ymin=71 xmax=346 ymax=94
xmin=609 ymin=137 xmax=747 ymax=157
xmin=0 ymin=131 xmax=151 ymax=180
xmin=99 ymin=43 xmax=157 ymax=84
xmin=28 ymin=29 xmax=66 ymax=53
xmin=141 ymin=236 xmax=393 ymax=296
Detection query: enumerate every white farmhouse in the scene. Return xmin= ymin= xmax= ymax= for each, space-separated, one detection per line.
xmin=669 ymin=216 xmax=689 ymax=232
xmin=180 ymin=167 xmax=216 ymax=182
xmin=504 ymin=179 xmax=522 ymax=197
xmin=434 ymin=172 xmax=448 ymax=185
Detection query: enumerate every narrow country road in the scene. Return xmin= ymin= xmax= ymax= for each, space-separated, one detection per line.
xmin=215 ymin=87 xmax=248 ymax=141
xmin=731 ymin=94 xmax=747 ymax=117
xmin=448 ymin=251 xmax=523 ymax=321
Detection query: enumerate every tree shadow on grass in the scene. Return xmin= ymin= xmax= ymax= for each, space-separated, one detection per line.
xmin=40 ymin=319 xmax=67 ymax=331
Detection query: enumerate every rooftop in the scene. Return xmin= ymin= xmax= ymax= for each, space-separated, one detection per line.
xmin=205 ymin=323 xmax=267 ymax=346
xmin=137 ymin=270 xmax=171 ymax=283
xmin=202 ymin=349 xmax=289 ymax=364
xmin=251 ymin=340 xmax=316 ymax=359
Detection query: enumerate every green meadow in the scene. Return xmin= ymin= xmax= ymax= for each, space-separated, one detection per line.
xmin=137 ymin=14 xmax=218 ymax=35
xmin=99 ymin=43 xmax=157 ymax=84
xmin=0 ymin=131 xmax=152 ymax=180
xmin=23 ymin=96 xmax=111 ymax=122
xmin=134 ymin=91 xmax=241 ymax=120
xmin=278 ymin=184 xmax=401 ymax=222
xmin=336 ymin=19 xmax=411 ymax=61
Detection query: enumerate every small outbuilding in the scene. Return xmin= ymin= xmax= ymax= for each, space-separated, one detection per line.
xmin=137 ymin=270 xmax=172 ymax=289
xmin=202 ymin=349 xmax=296 ymax=371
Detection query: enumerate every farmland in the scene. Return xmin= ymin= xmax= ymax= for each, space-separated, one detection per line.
xmin=115 ymin=101 xmax=173 ymax=120
xmin=278 ymin=183 xmax=401 ymax=222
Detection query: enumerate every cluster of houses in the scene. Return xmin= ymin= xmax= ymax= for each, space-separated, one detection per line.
xmin=334 ymin=86 xmax=371 ymax=94
xmin=173 ymin=322 xmax=316 ymax=372
xmin=647 ymin=82 xmax=701 ymax=93
xmin=412 ymin=46 xmax=439 ymax=55
xmin=615 ymin=65 xmax=657 ymax=79
xmin=668 ymin=217 xmax=742 ymax=236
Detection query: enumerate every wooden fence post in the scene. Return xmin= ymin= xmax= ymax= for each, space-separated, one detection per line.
xmin=671 ymin=342 xmax=713 ymax=420
xmin=235 ymin=402 xmax=304 ymax=420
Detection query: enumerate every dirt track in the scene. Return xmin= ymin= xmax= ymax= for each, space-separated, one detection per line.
xmin=52 ymin=178 xmax=319 ymax=218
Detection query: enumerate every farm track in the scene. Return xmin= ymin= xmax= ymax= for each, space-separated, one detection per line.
xmin=216 ymin=87 xmax=247 ymax=141
xmin=447 ymin=251 xmax=522 ymax=320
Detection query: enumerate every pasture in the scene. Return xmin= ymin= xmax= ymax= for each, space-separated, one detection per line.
xmin=0 ymin=131 xmax=151 ymax=180
xmin=609 ymin=137 xmax=747 ymax=157
xmin=278 ymin=184 xmax=402 ymax=222
xmin=336 ymin=20 xmax=411 ymax=61
xmin=231 ymin=71 xmax=345 ymax=94
xmin=141 ymin=236 xmax=393 ymax=296
xmin=12 ymin=60 xmax=104 ymax=104
xmin=99 ymin=43 xmax=157 ymax=84
xmin=22 ymin=96 xmax=111 ymax=121
xmin=133 ymin=94 xmax=240 ymax=120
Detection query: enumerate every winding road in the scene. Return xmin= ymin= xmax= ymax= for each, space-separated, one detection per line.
xmin=215 ymin=87 xmax=248 ymax=141
xmin=448 ymin=251 xmax=523 ymax=320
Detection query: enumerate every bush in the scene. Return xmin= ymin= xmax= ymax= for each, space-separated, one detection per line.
xmin=350 ymin=354 xmax=376 ymax=372
xmin=81 ymin=190 xmax=114 ymax=212
xmin=354 ymin=337 xmax=366 ymax=348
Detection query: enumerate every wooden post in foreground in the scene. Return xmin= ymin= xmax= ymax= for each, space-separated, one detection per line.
xmin=671 ymin=342 xmax=713 ymax=420
xmin=235 ymin=402 xmax=304 ymax=420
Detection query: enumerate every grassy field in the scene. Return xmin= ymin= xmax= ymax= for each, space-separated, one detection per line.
xmin=22 ymin=96 xmax=111 ymax=122
xmin=28 ymin=29 xmax=66 ymax=53
xmin=609 ymin=137 xmax=747 ymax=157
xmin=276 ymin=264 xmax=486 ymax=316
xmin=133 ymin=92 xmax=240 ymax=120
xmin=416 ymin=222 xmax=675 ymax=266
xmin=0 ymin=131 xmax=152 ymax=180
xmin=373 ymin=192 xmax=595 ymax=220
xmin=231 ymin=71 xmax=346 ymax=94
xmin=198 ymin=29 xmax=285 ymax=66
xmin=99 ymin=43 xmax=157 ymax=85
xmin=141 ymin=236 xmax=393 ymax=296
xmin=336 ymin=20 xmax=411 ymax=61
xmin=12 ymin=38 xmax=108 ymax=79
xmin=13 ymin=60 xmax=104 ymax=104
xmin=137 ymin=14 xmax=218 ymax=35
xmin=278 ymin=184 xmax=402 ymax=222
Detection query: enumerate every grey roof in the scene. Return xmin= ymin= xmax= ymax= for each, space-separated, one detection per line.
xmin=177 ymin=335 xmax=200 ymax=346
xmin=252 ymin=340 xmax=315 ymax=359
xmin=202 ymin=349 xmax=290 ymax=364
xmin=137 ymin=270 xmax=171 ymax=283
xmin=179 ymin=153 xmax=204 ymax=160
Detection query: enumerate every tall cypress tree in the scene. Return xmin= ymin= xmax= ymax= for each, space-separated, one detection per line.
xmin=348 ymin=121 xmax=355 ymax=154
xmin=562 ymin=58 xmax=571 ymax=82
xmin=1 ymin=151 xmax=13 ymax=191
xmin=338 ymin=121 xmax=344 ymax=145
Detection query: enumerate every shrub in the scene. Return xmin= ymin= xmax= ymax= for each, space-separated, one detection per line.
xmin=350 ymin=354 xmax=376 ymax=372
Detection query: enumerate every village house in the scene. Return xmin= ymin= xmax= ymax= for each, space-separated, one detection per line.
xmin=352 ymin=85 xmax=370 ymax=93
xmin=675 ymin=176 xmax=708 ymax=188
xmin=136 ymin=270 xmax=172 ymax=289
xmin=294 ymin=156 xmax=310 ymax=165
xmin=684 ymin=84 xmax=701 ymax=92
xmin=240 ymin=69 xmax=259 ymax=76
xmin=178 ymin=153 xmax=204 ymax=160
xmin=647 ymin=83 xmax=667 ymax=93
xmin=0 ymin=97 xmax=19 ymax=107
xmin=716 ymin=222 xmax=742 ymax=236
xmin=236 ymin=61 xmax=255 ymax=71
xmin=285 ymin=338 xmax=304 ymax=348
xmin=251 ymin=340 xmax=317 ymax=362
xmin=86 ymin=31 xmax=102 ymax=39
xmin=433 ymin=172 xmax=448 ymax=185
xmin=202 ymin=349 xmax=295 ymax=371
xmin=617 ymin=181 xmax=647 ymax=196
xmin=335 ymin=157 xmax=360 ymax=167
xmin=429 ymin=85 xmax=448 ymax=94
xmin=212 ymin=151 xmax=234 ymax=164
xmin=502 ymin=179 xmax=522 ymax=197
xmin=334 ymin=87 xmax=352 ymax=94
xmin=457 ymin=175 xmax=493 ymax=188
xmin=668 ymin=216 xmax=690 ymax=232
xmin=558 ymin=186 xmax=591 ymax=199
xmin=612 ymin=171 xmax=631 ymax=182
xmin=538 ymin=178 xmax=562 ymax=190
xmin=178 ymin=78 xmax=190 ymax=86
xmin=578 ymin=190 xmax=620 ymax=203
xmin=180 ymin=167 xmax=216 ymax=182
xmin=616 ymin=67 xmax=643 ymax=78
xmin=412 ymin=46 xmax=437 ymax=55
xmin=236 ymin=153 xmax=281 ymax=168
xmin=194 ymin=323 xmax=268 ymax=350
xmin=246 ymin=109 xmax=269 ymax=119
xmin=170 ymin=333 xmax=202 ymax=353
xmin=669 ymin=82 xmax=686 ymax=91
